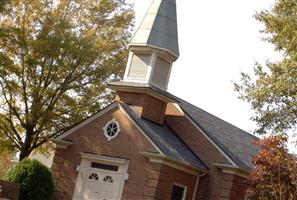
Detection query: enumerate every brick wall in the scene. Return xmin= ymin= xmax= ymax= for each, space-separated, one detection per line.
xmin=52 ymin=95 xmax=249 ymax=200
xmin=165 ymin=103 xmax=241 ymax=200
xmin=52 ymin=107 xmax=158 ymax=199
xmin=229 ymin=175 xmax=247 ymax=200
xmin=116 ymin=92 xmax=167 ymax=124
xmin=143 ymin=163 xmax=198 ymax=200
xmin=0 ymin=180 xmax=20 ymax=200
xmin=141 ymin=95 xmax=167 ymax=125
xmin=217 ymin=173 xmax=247 ymax=200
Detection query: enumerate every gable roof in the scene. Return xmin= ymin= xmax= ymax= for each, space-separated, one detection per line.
xmin=150 ymin=83 xmax=260 ymax=171
xmin=178 ymin=99 xmax=259 ymax=171
xmin=110 ymin=81 xmax=259 ymax=171
xmin=54 ymin=100 xmax=207 ymax=171
xmin=120 ymin=102 xmax=207 ymax=170
xmin=56 ymin=81 xmax=259 ymax=172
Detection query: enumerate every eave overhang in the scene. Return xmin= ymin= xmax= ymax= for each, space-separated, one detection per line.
xmin=109 ymin=81 xmax=178 ymax=103
xmin=140 ymin=151 xmax=207 ymax=176
xmin=52 ymin=139 xmax=73 ymax=149
xmin=213 ymin=162 xmax=251 ymax=179
xmin=129 ymin=44 xmax=178 ymax=62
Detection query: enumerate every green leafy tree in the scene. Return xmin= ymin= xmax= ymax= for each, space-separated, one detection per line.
xmin=5 ymin=158 xmax=54 ymax=200
xmin=247 ymin=135 xmax=297 ymax=199
xmin=0 ymin=0 xmax=9 ymax=12
xmin=235 ymin=0 xmax=297 ymax=135
xmin=0 ymin=0 xmax=134 ymax=160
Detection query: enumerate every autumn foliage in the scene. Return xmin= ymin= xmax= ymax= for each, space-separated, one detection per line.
xmin=0 ymin=151 xmax=15 ymax=178
xmin=247 ymin=135 xmax=297 ymax=200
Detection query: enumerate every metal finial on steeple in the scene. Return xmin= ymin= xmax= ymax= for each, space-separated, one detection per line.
xmin=129 ymin=0 xmax=179 ymax=59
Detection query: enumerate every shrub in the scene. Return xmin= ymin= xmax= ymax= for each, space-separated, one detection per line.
xmin=5 ymin=158 xmax=54 ymax=200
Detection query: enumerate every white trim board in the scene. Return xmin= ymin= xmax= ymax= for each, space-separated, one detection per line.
xmin=80 ymin=152 xmax=129 ymax=165
xmin=56 ymin=103 xmax=118 ymax=140
xmin=213 ymin=163 xmax=250 ymax=179
xmin=173 ymin=183 xmax=187 ymax=200
xmin=140 ymin=151 xmax=206 ymax=176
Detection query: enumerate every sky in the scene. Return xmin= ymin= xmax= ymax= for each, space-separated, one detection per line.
xmin=127 ymin=0 xmax=281 ymax=135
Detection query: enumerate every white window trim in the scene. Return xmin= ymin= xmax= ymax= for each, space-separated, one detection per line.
xmin=103 ymin=118 xmax=121 ymax=141
xmin=172 ymin=183 xmax=188 ymax=200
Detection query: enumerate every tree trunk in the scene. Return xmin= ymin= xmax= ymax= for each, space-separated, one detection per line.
xmin=18 ymin=131 xmax=33 ymax=161
xmin=19 ymin=149 xmax=32 ymax=161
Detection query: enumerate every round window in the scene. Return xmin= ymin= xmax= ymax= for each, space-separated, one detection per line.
xmin=103 ymin=119 xmax=120 ymax=141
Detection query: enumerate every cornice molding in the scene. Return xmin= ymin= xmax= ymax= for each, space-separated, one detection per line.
xmin=109 ymin=83 xmax=176 ymax=103
xmin=140 ymin=151 xmax=206 ymax=176
xmin=213 ymin=163 xmax=250 ymax=179
xmin=52 ymin=139 xmax=73 ymax=149
xmin=80 ymin=152 xmax=129 ymax=165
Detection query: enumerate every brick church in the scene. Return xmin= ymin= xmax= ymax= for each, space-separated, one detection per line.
xmin=51 ymin=0 xmax=259 ymax=199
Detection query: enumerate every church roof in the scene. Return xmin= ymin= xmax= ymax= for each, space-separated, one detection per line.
xmin=56 ymin=82 xmax=259 ymax=172
xmin=110 ymin=82 xmax=259 ymax=171
xmin=178 ymin=99 xmax=259 ymax=171
xmin=157 ymin=89 xmax=259 ymax=171
xmin=120 ymin=103 xmax=207 ymax=170
xmin=129 ymin=0 xmax=179 ymax=57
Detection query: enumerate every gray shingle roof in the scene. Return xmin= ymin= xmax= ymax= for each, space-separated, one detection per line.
xmin=110 ymin=81 xmax=259 ymax=171
xmin=130 ymin=0 xmax=179 ymax=57
xmin=120 ymin=103 xmax=207 ymax=170
xmin=134 ymin=83 xmax=259 ymax=171
xmin=178 ymin=99 xmax=259 ymax=171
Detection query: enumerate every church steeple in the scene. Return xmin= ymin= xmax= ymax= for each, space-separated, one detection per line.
xmin=110 ymin=0 xmax=179 ymax=124
xmin=123 ymin=0 xmax=179 ymax=91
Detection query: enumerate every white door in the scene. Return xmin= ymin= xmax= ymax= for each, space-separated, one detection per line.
xmin=80 ymin=168 xmax=124 ymax=200
xmin=72 ymin=154 xmax=129 ymax=200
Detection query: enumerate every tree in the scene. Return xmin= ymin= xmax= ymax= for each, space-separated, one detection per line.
xmin=0 ymin=0 xmax=9 ymax=12
xmin=247 ymin=135 xmax=297 ymax=200
xmin=234 ymin=0 xmax=297 ymax=135
xmin=0 ymin=151 xmax=15 ymax=178
xmin=5 ymin=158 xmax=54 ymax=200
xmin=0 ymin=0 xmax=134 ymax=160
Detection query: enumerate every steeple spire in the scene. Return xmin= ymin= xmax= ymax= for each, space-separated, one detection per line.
xmin=122 ymin=0 xmax=179 ymax=91
xmin=130 ymin=0 xmax=179 ymax=58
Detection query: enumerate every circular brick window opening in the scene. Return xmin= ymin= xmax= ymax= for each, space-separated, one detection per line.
xmin=103 ymin=119 xmax=120 ymax=141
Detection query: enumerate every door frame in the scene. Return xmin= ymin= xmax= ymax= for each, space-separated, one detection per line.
xmin=73 ymin=152 xmax=130 ymax=200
